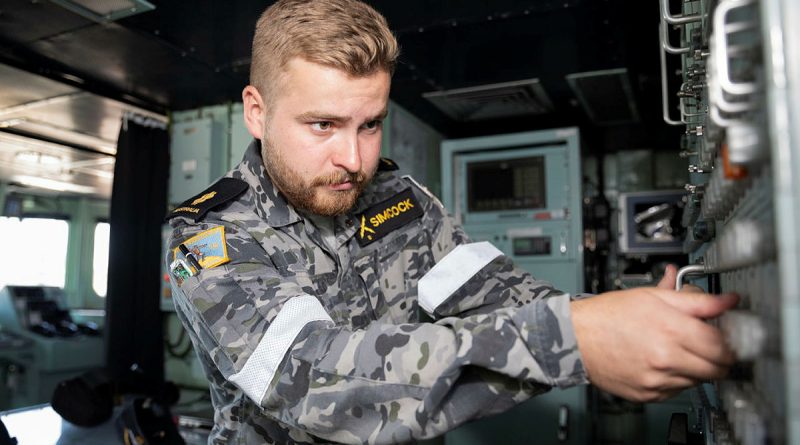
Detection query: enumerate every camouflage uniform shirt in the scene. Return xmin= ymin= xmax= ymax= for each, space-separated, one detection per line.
xmin=166 ymin=141 xmax=588 ymax=444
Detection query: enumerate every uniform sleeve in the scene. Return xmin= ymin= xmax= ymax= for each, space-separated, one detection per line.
xmin=168 ymin=217 xmax=586 ymax=444
xmin=419 ymin=187 xmax=566 ymax=317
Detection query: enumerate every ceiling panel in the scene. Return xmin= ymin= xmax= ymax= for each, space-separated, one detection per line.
xmin=0 ymin=0 xmax=93 ymax=44
xmin=0 ymin=62 xmax=165 ymax=155
xmin=0 ymin=0 xmax=682 ymax=152
xmin=0 ymin=132 xmax=114 ymax=198
xmin=0 ymin=63 xmax=79 ymax=109
xmin=25 ymin=22 xmax=234 ymax=108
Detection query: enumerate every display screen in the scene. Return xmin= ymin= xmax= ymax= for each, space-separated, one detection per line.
xmin=512 ymin=236 xmax=552 ymax=256
xmin=632 ymin=202 xmax=683 ymax=243
xmin=618 ymin=191 xmax=687 ymax=254
xmin=467 ymin=156 xmax=546 ymax=212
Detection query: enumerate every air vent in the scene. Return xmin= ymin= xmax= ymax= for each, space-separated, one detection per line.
xmin=423 ymin=78 xmax=553 ymax=122
xmin=566 ymin=68 xmax=640 ymax=125
xmin=49 ymin=0 xmax=155 ymax=23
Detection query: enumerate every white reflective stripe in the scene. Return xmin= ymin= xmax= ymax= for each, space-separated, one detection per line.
xmin=418 ymin=241 xmax=504 ymax=314
xmin=229 ymin=294 xmax=332 ymax=405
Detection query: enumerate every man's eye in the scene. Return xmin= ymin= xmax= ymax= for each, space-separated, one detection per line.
xmin=311 ymin=122 xmax=332 ymax=131
xmin=362 ymin=120 xmax=381 ymax=130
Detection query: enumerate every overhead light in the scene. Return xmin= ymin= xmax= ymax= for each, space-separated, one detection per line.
xmin=59 ymin=73 xmax=85 ymax=84
xmin=65 ymin=158 xmax=116 ymax=180
xmin=13 ymin=175 xmax=96 ymax=194
xmin=14 ymin=151 xmax=63 ymax=167
xmin=72 ymin=168 xmax=114 ymax=180
xmin=0 ymin=118 xmax=26 ymax=128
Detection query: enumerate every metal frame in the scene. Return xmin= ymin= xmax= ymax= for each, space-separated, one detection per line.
xmin=761 ymin=0 xmax=800 ymax=441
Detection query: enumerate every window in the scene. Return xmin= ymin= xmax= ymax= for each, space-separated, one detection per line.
xmin=0 ymin=217 xmax=70 ymax=289
xmin=92 ymin=222 xmax=110 ymax=297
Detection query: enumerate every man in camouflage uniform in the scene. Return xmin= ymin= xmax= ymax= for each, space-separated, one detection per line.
xmin=166 ymin=1 xmax=739 ymax=443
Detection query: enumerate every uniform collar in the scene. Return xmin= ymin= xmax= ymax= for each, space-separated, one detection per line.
xmin=232 ymin=139 xmax=303 ymax=228
xmin=350 ymin=170 xmax=409 ymax=214
xmin=336 ymin=171 xmax=412 ymax=248
xmin=232 ymin=139 xmax=406 ymax=241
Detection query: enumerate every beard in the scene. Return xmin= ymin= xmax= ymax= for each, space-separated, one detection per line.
xmin=260 ymin=135 xmax=373 ymax=216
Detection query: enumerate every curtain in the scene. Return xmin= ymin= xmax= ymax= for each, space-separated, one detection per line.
xmin=105 ymin=116 xmax=169 ymax=392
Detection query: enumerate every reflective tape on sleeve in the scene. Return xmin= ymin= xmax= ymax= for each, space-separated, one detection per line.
xmin=229 ymin=294 xmax=332 ymax=405
xmin=418 ymin=241 xmax=504 ymax=314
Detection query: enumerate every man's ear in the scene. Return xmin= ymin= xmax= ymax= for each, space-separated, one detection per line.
xmin=242 ymin=85 xmax=266 ymax=139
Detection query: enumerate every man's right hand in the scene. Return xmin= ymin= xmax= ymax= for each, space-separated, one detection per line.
xmin=570 ymin=287 xmax=738 ymax=402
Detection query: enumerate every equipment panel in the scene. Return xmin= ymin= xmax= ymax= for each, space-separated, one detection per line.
xmin=441 ymin=128 xmax=585 ymax=444
xmin=0 ymin=286 xmax=103 ymax=409
xmin=444 ymin=129 xmax=583 ymax=294
xmin=660 ymin=0 xmax=800 ymax=442
xmin=168 ymin=118 xmax=219 ymax=205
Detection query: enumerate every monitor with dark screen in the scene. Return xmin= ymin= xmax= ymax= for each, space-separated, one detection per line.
xmin=466 ymin=156 xmax=546 ymax=212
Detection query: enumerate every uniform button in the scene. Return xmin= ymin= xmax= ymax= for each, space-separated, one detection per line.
xmin=346 ymin=219 xmax=353 ymax=226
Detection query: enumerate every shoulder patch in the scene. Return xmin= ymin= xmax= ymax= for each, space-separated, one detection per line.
xmin=167 ymin=178 xmax=248 ymax=222
xmin=377 ymin=158 xmax=399 ymax=171
xmin=172 ymin=226 xmax=230 ymax=270
xmin=356 ymin=188 xmax=423 ymax=247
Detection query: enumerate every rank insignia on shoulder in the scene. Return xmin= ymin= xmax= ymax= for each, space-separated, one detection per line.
xmin=172 ymin=226 xmax=230 ymax=271
xmin=377 ymin=158 xmax=399 ymax=171
xmin=356 ymin=188 xmax=422 ymax=247
xmin=167 ymin=177 xmax=248 ymax=222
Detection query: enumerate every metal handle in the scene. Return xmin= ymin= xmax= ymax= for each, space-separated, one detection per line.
xmin=659 ymin=0 xmax=704 ymax=25
xmin=679 ymin=83 xmax=707 ymax=123
xmin=674 ymin=265 xmax=767 ymax=362
xmin=660 ymin=19 xmax=691 ymax=55
xmin=724 ymin=20 xmax=758 ymax=34
xmin=705 ymin=37 xmax=754 ymax=127
xmin=709 ymin=78 xmax=753 ymax=113
xmin=660 ymin=34 xmax=685 ymax=126
xmin=709 ymin=104 xmax=746 ymax=128
xmin=713 ymin=0 xmax=759 ymax=96
xmin=675 ymin=264 xmax=707 ymax=291
xmin=658 ymin=0 xmax=705 ymax=127
xmin=709 ymin=53 xmax=753 ymax=113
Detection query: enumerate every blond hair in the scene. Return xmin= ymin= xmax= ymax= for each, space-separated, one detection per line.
xmin=250 ymin=0 xmax=399 ymax=102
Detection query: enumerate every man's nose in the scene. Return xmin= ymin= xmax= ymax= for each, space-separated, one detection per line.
xmin=331 ymin=131 xmax=362 ymax=173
